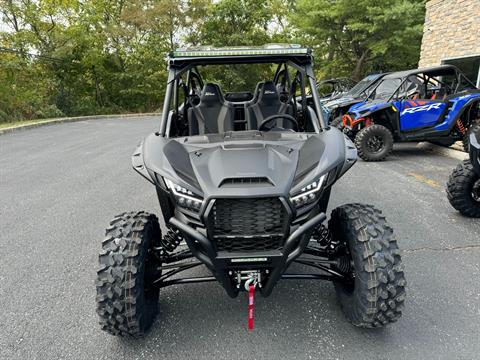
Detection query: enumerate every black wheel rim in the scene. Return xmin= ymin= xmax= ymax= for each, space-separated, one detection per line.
xmin=472 ymin=179 xmax=480 ymax=202
xmin=366 ymin=135 xmax=384 ymax=153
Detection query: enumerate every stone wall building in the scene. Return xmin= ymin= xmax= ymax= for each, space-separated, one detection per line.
xmin=419 ymin=0 xmax=480 ymax=86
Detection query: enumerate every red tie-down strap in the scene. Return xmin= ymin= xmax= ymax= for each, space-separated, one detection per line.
xmin=248 ymin=284 xmax=255 ymax=330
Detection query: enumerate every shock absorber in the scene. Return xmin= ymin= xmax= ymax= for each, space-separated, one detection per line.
xmin=312 ymin=224 xmax=332 ymax=248
xmin=456 ymin=118 xmax=466 ymax=135
xmin=311 ymin=224 xmax=342 ymax=254
xmin=155 ymin=228 xmax=184 ymax=257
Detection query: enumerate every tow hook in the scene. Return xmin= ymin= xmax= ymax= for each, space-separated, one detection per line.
xmin=244 ymin=272 xmax=260 ymax=291
xmin=233 ymin=270 xmax=262 ymax=291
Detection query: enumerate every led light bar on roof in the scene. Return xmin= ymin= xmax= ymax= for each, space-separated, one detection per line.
xmin=171 ymin=46 xmax=309 ymax=58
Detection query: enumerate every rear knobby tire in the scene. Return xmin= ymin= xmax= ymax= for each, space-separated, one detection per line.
xmin=96 ymin=211 xmax=162 ymax=337
xmin=354 ymin=124 xmax=394 ymax=161
xmin=446 ymin=160 xmax=480 ymax=217
xmin=329 ymin=203 xmax=406 ymax=328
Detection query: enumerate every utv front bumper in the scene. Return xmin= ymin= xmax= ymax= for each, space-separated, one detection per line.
xmin=169 ymin=211 xmax=326 ymax=297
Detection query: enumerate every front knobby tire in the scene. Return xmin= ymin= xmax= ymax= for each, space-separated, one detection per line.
xmin=446 ymin=160 xmax=480 ymax=217
xmin=354 ymin=124 xmax=394 ymax=161
xmin=96 ymin=211 xmax=162 ymax=337
xmin=329 ymin=203 xmax=406 ymax=328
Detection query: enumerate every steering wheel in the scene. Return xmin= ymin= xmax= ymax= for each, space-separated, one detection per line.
xmin=258 ymin=114 xmax=298 ymax=132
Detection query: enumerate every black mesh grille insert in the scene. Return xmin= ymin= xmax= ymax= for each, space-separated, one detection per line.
xmin=210 ymin=197 xmax=287 ymax=252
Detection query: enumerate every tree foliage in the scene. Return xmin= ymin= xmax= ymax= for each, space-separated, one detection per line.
xmin=290 ymin=0 xmax=426 ymax=80
xmin=0 ymin=0 xmax=425 ymax=123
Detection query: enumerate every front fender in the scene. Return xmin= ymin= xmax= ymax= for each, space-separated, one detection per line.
xmin=132 ymin=140 xmax=155 ymax=184
xmin=344 ymin=102 xmax=396 ymax=127
xmin=337 ymin=134 xmax=357 ymax=178
xmin=345 ymin=103 xmax=400 ymax=133
xmin=357 ymin=103 xmax=397 ymax=118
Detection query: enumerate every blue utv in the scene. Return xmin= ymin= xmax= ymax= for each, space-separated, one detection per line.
xmin=340 ymin=65 xmax=480 ymax=161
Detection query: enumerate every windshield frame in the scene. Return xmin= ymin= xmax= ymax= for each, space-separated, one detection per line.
xmin=347 ymin=74 xmax=383 ymax=98
xmin=367 ymin=77 xmax=403 ymax=102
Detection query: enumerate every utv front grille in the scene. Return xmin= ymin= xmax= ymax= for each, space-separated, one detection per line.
xmin=209 ymin=197 xmax=288 ymax=252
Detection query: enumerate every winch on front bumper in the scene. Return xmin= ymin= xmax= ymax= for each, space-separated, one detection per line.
xmin=169 ymin=194 xmax=328 ymax=297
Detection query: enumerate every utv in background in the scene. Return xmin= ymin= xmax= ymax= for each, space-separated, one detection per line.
xmin=95 ymin=45 xmax=406 ymax=337
xmin=447 ymin=125 xmax=480 ymax=217
xmin=325 ymin=73 xmax=386 ymax=124
xmin=340 ymin=65 xmax=480 ymax=161
xmin=317 ymin=77 xmax=357 ymax=101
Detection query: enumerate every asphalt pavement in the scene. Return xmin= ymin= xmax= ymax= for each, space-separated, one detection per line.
xmin=1 ymin=116 xmax=479 ymax=360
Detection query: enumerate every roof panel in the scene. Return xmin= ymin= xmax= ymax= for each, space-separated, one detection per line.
xmin=383 ymin=65 xmax=459 ymax=79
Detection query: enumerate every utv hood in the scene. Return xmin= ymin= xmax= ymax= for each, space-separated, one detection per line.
xmin=186 ymin=143 xmax=298 ymax=197
xmin=133 ymin=130 xmax=356 ymax=200
xmin=348 ymin=99 xmax=394 ymax=118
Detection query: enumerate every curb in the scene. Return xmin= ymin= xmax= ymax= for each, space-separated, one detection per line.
xmin=0 ymin=113 xmax=161 ymax=135
xmin=416 ymin=142 xmax=468 ymax=161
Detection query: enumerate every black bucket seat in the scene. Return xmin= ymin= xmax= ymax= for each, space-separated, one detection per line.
xmin=188 ymin=83 xmax=234 ymax=135
xmin=245 ymin=81 xmax=292 ymax=130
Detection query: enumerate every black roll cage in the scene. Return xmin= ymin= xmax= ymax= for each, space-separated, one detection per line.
xmin=368 ymin=66 xmax=477 ymax=103
xmin=158 ymin=56 xmax=327 ymax=136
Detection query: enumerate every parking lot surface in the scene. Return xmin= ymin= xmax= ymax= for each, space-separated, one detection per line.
xmin=1 ymin=116 xmax=479 ymax=360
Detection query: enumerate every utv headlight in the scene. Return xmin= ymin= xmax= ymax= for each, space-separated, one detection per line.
xmin=164 ymin=178 xmax=204 ymax=211
xmin=290 ymin=174 xmax=327 ymax=208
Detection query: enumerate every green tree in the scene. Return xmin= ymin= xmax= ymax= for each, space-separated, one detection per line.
xmin=192 ymin=0 xmax=290 ymax=91
xmin=195 ymin=0 xmax=271 ymax=46
xmin=291 ymin=0 xmax=426 ymax=80
xmin=0 ymin=0 xmax=427 ymax=124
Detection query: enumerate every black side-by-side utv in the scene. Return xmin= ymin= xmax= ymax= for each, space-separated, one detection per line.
xmin=95 ymin=45 xmax=406 ymax=337
xmin=447 ymin=125 xmax=480 ymax=217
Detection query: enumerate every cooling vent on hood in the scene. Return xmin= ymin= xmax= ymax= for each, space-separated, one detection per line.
xmin=219 ymin=177 xmax=273 ymax=188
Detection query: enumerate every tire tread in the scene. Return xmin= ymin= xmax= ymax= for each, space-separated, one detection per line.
xmin=354 ymin=124 xmax=393 ymax=161
xmin=446 ymin=160 xmax=480 ymax=217
xmin=329 ymin=203 xmax=406 ymax=328
xmin=96 ymin=211 xmax=161 ymax=337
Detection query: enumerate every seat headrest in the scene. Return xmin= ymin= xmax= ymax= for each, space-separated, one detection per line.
xmin=258 ymin=81 xmax=279 ymax=105
xmin=200 ymin=83 xmax=224 ymax=105
xmin=254 ymin=82 xmax=264 ymax=95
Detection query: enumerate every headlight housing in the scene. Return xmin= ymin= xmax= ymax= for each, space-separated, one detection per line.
xmin=290 ymin=174 xmax=327 ymax=208
xmin=164 ymin=178 xmax=204 ymax=211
